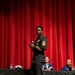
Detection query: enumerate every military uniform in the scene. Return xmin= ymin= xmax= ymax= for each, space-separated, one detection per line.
xmin=30 ymin=34 xmax=47 ymax=75
xmin=42 ymin=63 xmax=54 ymax=71
xmin=61 ymin=65 xmax=72 ymax=71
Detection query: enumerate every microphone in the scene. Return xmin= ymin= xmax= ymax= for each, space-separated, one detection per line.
xmin=31 ymin=41 xmax=34 ymax=44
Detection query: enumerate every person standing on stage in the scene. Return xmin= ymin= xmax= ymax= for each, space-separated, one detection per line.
xmin=29 ymin=26 xmax=47 ymax=75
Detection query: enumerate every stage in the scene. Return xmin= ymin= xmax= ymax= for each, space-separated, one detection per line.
xmin=0 ymin=69 xmax=75 ymax=75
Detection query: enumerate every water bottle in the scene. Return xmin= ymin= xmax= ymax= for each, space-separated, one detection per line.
xmin=10 ymin=63 xmax=13 ymax=69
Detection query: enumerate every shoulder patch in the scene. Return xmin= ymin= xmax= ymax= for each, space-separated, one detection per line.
xmin=42 ymin=41 xmax=46 ymax=46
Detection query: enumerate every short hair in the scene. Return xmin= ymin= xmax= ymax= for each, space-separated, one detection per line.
xmin=45 ymin=56 xmax=49 ymax=59
xmin=45 ymin=56 xmax=49 ymax=58
xmin=36 ymin=26 xmax=43 ymax=31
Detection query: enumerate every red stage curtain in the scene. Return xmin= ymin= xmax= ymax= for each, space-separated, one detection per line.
xmin=0 ymin=0 xmax=75 ymax=70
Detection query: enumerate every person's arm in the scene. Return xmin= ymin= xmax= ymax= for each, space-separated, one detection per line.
xmin=42 ymin=65 xmax=45 ymax=71
xmin=29 ymin=42 xmax=35 ymax=51
xmin=35 ymin=37 xmax=47 ymax=51
xmin=42 ymin=65 xmax=49 ymax=71
xmin=49 ymin=67 xmax=54 ymax=71
xmin=47 ymin=64 xmax=54 ymax=71
xmin=61 ymin=67 xmax=67 ymax=71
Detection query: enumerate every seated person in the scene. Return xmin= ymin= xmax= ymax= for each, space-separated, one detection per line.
xmin=61 ymin=59 xmax=72 ymax=71
xmin=42 ymin=56 xmax=54 ymax=71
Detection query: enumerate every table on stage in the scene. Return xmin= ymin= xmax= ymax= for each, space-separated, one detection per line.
xmin=0 ymin=69 xmax=75 ymax=75
xmin=43 ymin=71 xmax=75 ymax=75
xmin=0 ymin=69 xmax=24 ymax=75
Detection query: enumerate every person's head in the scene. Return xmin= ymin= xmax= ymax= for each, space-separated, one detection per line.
xmin=45 ymin=56 xmax=50 ymax=63
xmin=36 ymin=26 xmax=43 ymax=35
xmin=66 ymin=59 xmax=71 ymax=66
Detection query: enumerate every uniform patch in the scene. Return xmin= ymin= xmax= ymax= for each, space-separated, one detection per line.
xmin=42 ymin=41 xmax=46 ymax=46
xmin=37 ymin=40 xmax=40 ymax=42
